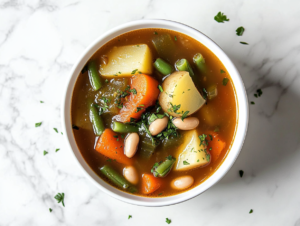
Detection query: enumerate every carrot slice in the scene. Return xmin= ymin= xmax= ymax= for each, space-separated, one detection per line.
xmin=115 ymin=74 xmax=159 ymax=122
xmin=141 ymin=173 xmax=161 ymax=194
xmin=207 ymin=131 xmax=226 ymax=162
xmin=95 ymin=129 xmax=133 ymax=165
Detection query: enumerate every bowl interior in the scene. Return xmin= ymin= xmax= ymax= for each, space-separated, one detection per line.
xmin=62 ymin=19 xmax=248 ymax=207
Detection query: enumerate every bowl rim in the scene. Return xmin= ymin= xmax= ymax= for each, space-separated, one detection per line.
xmin=61 ymin=19 xmax=249 ymax=207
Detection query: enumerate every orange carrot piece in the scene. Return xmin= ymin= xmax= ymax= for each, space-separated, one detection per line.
xmin=95 ymin=129 xmax=133 ymax=165
xmin=207 ymin=131 xmax=226 ymax=162
xmin=116 ymin=74 xmax=159 ymax=122
xmin=141 ymin=174 xmax=161 ymax=194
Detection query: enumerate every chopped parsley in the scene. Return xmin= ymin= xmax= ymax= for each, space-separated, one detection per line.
xmin=149 ymin=113 xmax=158 ymax=123
xmin=40 ymin=101 xmax=44 ymax=103
xmin=72 ymin=125 xmax=79 ymax=130
xmin=49 ymin=208 xmax=52 ymax=212
xmin=181 ymin=111 xmax=189 ymax=121
xmin=220 ymin=69 xmax=226 ymax=73
xmin=136 ymin=107 xmax=143 ymax=113
xmin=254 ymin=89 xmax=263 ymax=98
xmin=154 ymin=31 xmax=158 ymax=35
xmin=251 ymin=101 xmax=255 ymax=105
xmin=169 ymin=103 xmax=181 ymax=113
xmin=130 ymin=88 xmax=137 ymax=95
xmin=54 ymin=193 xmax=65 ymax=207
xmin=35 ymin=122 xmax=42 ymax=127
xmin=131 ymin=69 xmax=138 ymax=74
xmin=222 ymin=78 xmax=229 ymax=86
xmin=240 ymin=41 xmax=249 ymax=45
xmin=55 ymin=148 xmax=60 ymax=152
xmin=239 ymin=170 xmax=244 ymax=178
xmin=249 ymin=209 xmax=253 ymax=214
xmin=105 ymin=79 xmax=108 ymax=83
xmin=158 ymin=85 xmax=164 ymax=92
xmin=199 ymin=134 xmax=208 ymax=146
xmin=236 ymin=26 xmax=245 ymax=36
xmin=43 ymin=150 xmax=48 ymax=156
xmin=214 ymin=12 xmax=229 ymax=23
xmin=206 ymin=154 xmax=211 ymax=162
xmin=183 ymin=160 xmax=190 ymax=165
xmin=128 ymin=215 xmax=132 ymax=219
xmin=174 ymin=36 xmax=177 ymax=41
xmin=158 ymin=193 xmax=163 ymax=196
xmin=209 ymin=134 xmax=213 ymax=141
xmin=166 ymin=218 xmax=171 ymax=224
xmin=53 ymin=128 xmax=58 ymax=133
xmin=197 ymin=159 xmax=199 ymax=162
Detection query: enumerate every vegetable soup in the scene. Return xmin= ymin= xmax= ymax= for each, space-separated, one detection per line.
xmin=71 ymin=28 xmax=237 ymax=197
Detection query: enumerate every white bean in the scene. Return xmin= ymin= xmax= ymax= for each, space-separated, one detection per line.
xmin=124 ymin=133 xmax=139 ymax=158
xmin=149 ymin=116 xmax=169 ymax=136
xmin=173 ymin=117 xmax=199 ymax=130
xmin=123 ymin=166 xmax=139 ymax=185
xmin=171 ymin=175 xmax=194 ymax=190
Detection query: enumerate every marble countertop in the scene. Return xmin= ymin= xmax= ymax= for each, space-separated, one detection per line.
xmin=1 ymin=0 xmax=300 ymax=225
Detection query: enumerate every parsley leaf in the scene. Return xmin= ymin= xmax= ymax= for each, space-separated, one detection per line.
xmin=43 ymin=150 xmax=48 ymax=156
xmin=154 ymin=31 xmax=158 ymax=35
xmin=53 ymin=128 xmax=58 ymax=133
xmin=169 ymin=103 xmax=181 ymax=113
xmin=249 ymin=209 xmax=253 ymax=214
xmin=105 ymin=79 xmax=108 ymax=83
xmin=49 ymin=208 xmax=52 ymax=212
xmin=166 ymin=218 xmax=172 ymax=224
xmin=199 ymin=134 xmax=208 ymax=146
xmin=72 ymin=125 xmax=79 ymax=130
xmin=55 ymin=148 xmax=60 ymax=152
xmin=206 ymin=154 xmax=211 ymax=162
xmin=181 ymin=111 xmax=189 ymax=121
xmin=209 ymin=134 xmax=213 ymax=141
xmin=183 ymin=160 xmax=190 ymax=165
xmin=130 ymin=88 xmax=137 ymax=95
xmin=54 ymin=193 xmax=65 ymax=207
xmin=40 ymin=101 xmax=44 ymax=103
xmin=220 ymin=69 xmax=226 ymax=73
xmin=239 ymin=170 xmax=244 ymax=178
xmin=222 ymin=78 xmax=229 ymax=86
xmin=35 ymin=122 xmax=42 ymax=127
xmin=240 ymin=41 xmax=249 ymax=45
xmin=236 ymin=26 xmax=245 ymax=36
xmin=131 ymin=69 xmax=138 ymax=74
xmin=214 ymin=12 xmax=229 ymax=23
xmin=174 ymin=36 xmax=177 ymax=41
xmin=251 ymin=101 xmax=255 ymax=105
xmin=128 ymin=215 xmax=132 ymax=219
xmin=158 ymin=85 xmax=163 ymax=92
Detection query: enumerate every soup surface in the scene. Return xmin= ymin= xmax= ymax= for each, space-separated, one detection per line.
xmin=71 ymin=28 xmax=237 ymax=197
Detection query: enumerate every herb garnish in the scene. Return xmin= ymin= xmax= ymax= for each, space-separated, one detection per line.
xmin=174 ymin=36 xmax=177 ymax=41
xmin=214 ymin=12 xmax=229 ymax=23
xmin=181 ymin=111 xmax=189 ymax=121
xmin=154 ymin=31 xmax=158 ymax=35
xmin=54 ymin=193 xmax=65 ymax=207
xmin=55 ymin=148 xmax=60 ymax=152
xmin=136 ymin=107 xmax=143 ymax=113
xmin=199 ymin=134 xmax=208 ymax=146
xmin=131 ymin=69 xmax=138 ymax=74
xmin=206 ymin=154 xmax=211 ymax=162
xmin=158 ymin=85 xmax=163 ymax=92
xmin=40 ymin=101 xmax=44 ymax=103
xmin=240 ymin=42 xmax=249 ymax=45
xmin=35 ymin=122 xmax=42 ymax=127
xmin=43 ymin=150 xmax=48 ymax=156
xmin=49 ymin=208 xmax=52 ymax=212
xmin=72 ymin=125 xmax=79 ymax=130
xmin=183 ymin=160 xmax=190 ymax=165
xmin=105 ymin=79 xmax=108 ymax=83
xmin=130 ymin=88 xmax=137 ymax=95
xmin=128 ymin=215 xmax=132 ymax=219
xmin=239 ymin=170 xmax=244 ymax=178
xmin=166 ymin=218 xmax=172 ymax=224
xmin=254 ymin=89 xmax=263 ymax=98
xmin=221 ymin=69 xmax=226 ymax=73
xmin=53 ymin=128 xmax=58 ymax=133
xmin=222 ymin=78 xmax=229 ymax=86
xmin=236 ymin=26 xmax=245 ymax=36
xmin=249 ymin=209 xmax=253 ymax=214
xmin=169 ymin=103 xmax=181 ymax=113
xmin=251 ymin=101 xmax=255 ymax=105
xmin=209 ymin=134 xmax=213 ymax=141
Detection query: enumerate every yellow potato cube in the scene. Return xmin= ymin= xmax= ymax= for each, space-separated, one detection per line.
xmin=99 ymin=44 xmax=153 ymax=77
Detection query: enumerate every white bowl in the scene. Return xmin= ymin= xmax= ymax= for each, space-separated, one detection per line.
xmin=61 ymin=19 xmax=249 ymax=207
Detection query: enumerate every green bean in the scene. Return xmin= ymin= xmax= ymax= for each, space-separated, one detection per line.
xmin=89 ymin=104 xmax=105 ymax=136
xmin=88 ymin=60 xmax=103 ymax=91
xmin=193 ymin=53 xmax=206 ymax=72
xmin=112 ymin=121 xmax=139 ymax=133
xmin=153 ymin=58 xmax=173 ymax=76
xmin=175 ymin=59 xmax=195 ymax=76
xmin=152 ymin=156 xmax=176 ymax=177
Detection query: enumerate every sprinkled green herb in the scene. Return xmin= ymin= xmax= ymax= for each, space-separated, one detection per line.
xmin=181 ymin=111 xmax=189 ymax=121
xmin=72 ymin=125 xmax=79 ymax=130
xmin=158 ymin=85 xmax=164 ymax=92
xmin=206 ymin=154 xmax=210 ymax=162
xmin=239 ymin=170 xmax=244 ymax=178
xmin=214 ymin=12 xmax=229 ymax=23
xmin=54 ymin=193 xmax=65 ymax=207
xmin=254 ymin=89 xmax=263 ymax=98
xmin=55 ymin=148 xmax=60 ymax=152
xmin=40 ymin=101 xmax=44 ymax=103
xmin=136 ymin=107 xmax=143 ymax=113
xmin=131 ymin=69 xmax=138 ymax=74
xmin=49 ymin=208 xmax=52 ymax=212
xmin=209 ymin=134 xmax=213 ymax=141
xmin=236 ymin=26 xmax=245 ymax=36
xmin=221 ymin=69 xmax=226 ymax=73
xmin=130 ymin=118 xmax=136 ymax=123
xmin=249 ymin=209 xmax=253 ymax=214
xmin=105 ymin=79 xmax=108 ymax=83
xmin=166 ymin=218 xmax=172 ymax=224
xmin=199 ymin=134 xmax=208 ymax=146
xmin=53 ymin=128 xmax=58 ymax=133
xmin=174 ymin=36 xmax=177 ymax=41
xmin=251 ymin=101 xmax=255 ymax=105
xmin=183 ymin=160 xmax=190 ymax=165
xmin=128 ymin=215 xmax=132 ymax=219
xmin=35 ymin=122 xmax=42 ymax=127
xmin=197 ymin=159 xmax=199 ymax=162
xmin=240 ymin=42 xmax=249 ymax=45
xmin=169 ymin=103 xmax=181 ymax=113
xmin=154 ymin=31 xmax=158 ymax=35
xmin=130 ymin=88 xmax=137 ymax=95
xmin=223 ymin=78 xmax=229 ymax=86
xmin=158 ymin=193 xmax=163 ymax=196
xmin=43 ymin=150 xmax=48 ymax=156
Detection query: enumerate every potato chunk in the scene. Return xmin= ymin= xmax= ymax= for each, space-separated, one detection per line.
xmin=159 ymin=71 xmax=206 ymax=117
xmin=174 ymin=130 xmax=211 ymax=171
xmin=99 ymin=44 xmax=152 ymax=77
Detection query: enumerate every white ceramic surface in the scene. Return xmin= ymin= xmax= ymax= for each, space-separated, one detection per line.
xmin=62 ymin=19 xmax=248 ymax=207
xmin=2 ymin=0 xmax=300 ymax=225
